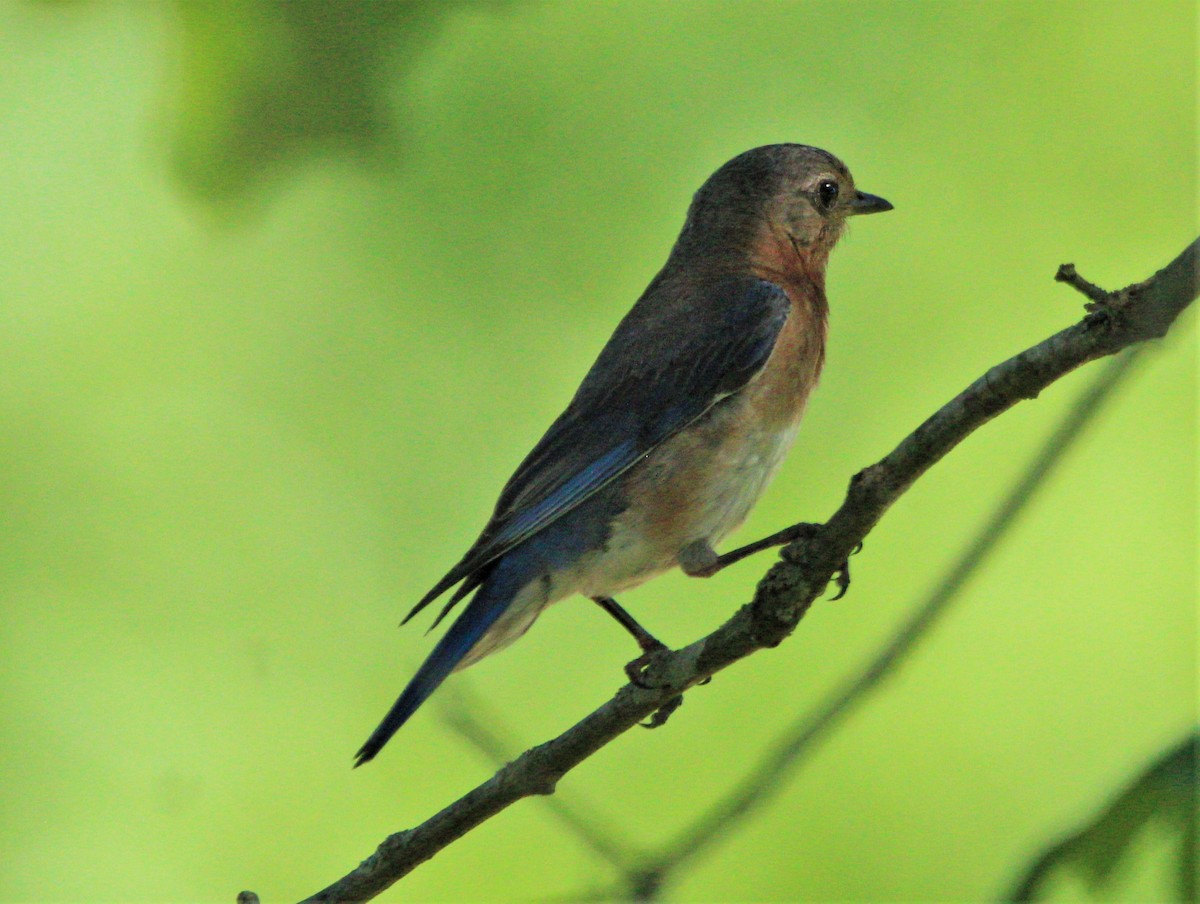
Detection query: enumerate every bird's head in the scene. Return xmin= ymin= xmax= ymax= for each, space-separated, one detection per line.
xmin=675 ymin=144 xmax=891 ymax=280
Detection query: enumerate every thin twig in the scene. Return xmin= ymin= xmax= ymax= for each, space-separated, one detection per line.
xmin=266 ymin=238 xmax=1196 ymax=904
xmin=1055 ymin=262 xmax=1111 ymax=305
xmin=623 ymin=348 xmax=1144 ymax=899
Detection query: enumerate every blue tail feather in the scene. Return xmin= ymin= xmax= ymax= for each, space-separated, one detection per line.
xmin=354 ymin=572 xmax=517 ymax=767
xmin=355 ymin=486 xmax=617 ymax=766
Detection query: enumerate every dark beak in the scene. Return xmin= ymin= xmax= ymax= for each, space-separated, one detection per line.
xmin=848 ymin=191 xmax=893 ymax=215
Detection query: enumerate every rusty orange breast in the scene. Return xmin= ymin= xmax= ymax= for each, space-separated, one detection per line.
xmin=614 ymin=269 xmax=828 ymax=567
xmin=745 ymin=269 xmax=828 ymax=430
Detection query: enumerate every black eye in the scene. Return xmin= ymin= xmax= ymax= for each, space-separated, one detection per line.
xmin=816 ymin=180 xmax=839 ymax=210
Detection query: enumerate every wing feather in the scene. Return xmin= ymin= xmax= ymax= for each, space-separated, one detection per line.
xmin=403 ymin=276 xmax=791 ymax=624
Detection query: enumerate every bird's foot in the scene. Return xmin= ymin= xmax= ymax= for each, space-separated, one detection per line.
xmin=594 ymin=595 xmax=692 ymax=724
xmin=641 ymin=694 xmax=684 ymax=729
xmin=626 ymin=647 xmax=714 ymax=729
xmin=623 ymin=640 xmax=671 ymax=688
xmin=828 ymin=540 xmax=863 ymax=601
xmin=622 ymin=641 xmax=688 ymax=728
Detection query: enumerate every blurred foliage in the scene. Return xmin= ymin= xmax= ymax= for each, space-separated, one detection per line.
xmin=1010 ymin=733 xmax=1197 ymax=902
xmin=167 ymin=0 xmax=474 ymax=204
xmin=0 ymin=1 xmax=1193 ymax=903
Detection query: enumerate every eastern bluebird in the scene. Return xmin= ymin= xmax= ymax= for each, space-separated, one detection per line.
xmin=355 ymin=144 xmax=891 ymax=765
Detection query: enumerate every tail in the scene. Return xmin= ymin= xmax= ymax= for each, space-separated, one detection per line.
xmin=354 ymin=570 xmax=517 ymax=767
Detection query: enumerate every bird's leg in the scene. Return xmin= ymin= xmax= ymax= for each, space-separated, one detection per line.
xmin=680 ymin=524 xmax=822 ymax=576
xmin=591 ymin=596 xmax=690 ymax=728
xmin=591 ymin=596 xmax=669 ymax=686
xmin=592 ymin=596 xmax=670 ymax=689
xmin=680 ymin=525 xmax=858 ymax=600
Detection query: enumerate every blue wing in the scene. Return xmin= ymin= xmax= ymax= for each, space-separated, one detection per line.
xmin=405 ymin=275 xmax=792 ymax=627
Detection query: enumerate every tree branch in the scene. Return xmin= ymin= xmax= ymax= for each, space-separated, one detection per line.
xmin=435 ymin=685 xmax=643 ymax=873
xmin=621 ymin=348 xmax=1144 ymax=900
xmin=278 ymin=238 xmax=1196 ymax=904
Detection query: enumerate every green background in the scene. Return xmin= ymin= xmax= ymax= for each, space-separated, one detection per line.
xmin=0 ymin=2 xmax=1194 ymax=902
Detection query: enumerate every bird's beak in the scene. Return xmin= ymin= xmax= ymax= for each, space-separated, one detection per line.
xmin=848 ymin=191 xmax=893 ymax=216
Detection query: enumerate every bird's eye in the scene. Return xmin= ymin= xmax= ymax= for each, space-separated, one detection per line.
xmin=817 ymin=180 xmax=839 ymax=211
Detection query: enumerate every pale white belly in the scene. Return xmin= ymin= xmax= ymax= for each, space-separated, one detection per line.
xmin=572 ymin=405 xmax=804 ymax=598
xmin=458 ymin=403 xmax=805 ymax=668
xmin=676 ymin=419 xmax=801 ymax=547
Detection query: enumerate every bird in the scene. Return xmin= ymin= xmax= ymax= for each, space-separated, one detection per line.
xmin=355 ymin=144 xmax=891 ymax=765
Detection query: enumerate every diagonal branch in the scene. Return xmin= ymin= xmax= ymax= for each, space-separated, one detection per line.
xmin=280 ymin=238 xmax=1196 ymax=904
xmin=622 ymin=348 xmax=1144 ymax=900
xmin=434 ymin=684 xmax=644 ymax=873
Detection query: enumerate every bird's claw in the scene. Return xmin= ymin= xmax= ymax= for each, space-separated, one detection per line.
xmin=624 ymin=643 xmax=706 ymax=728
xmin=624 ymin=642 xmax=670 ymax=688
xmin=625 ymin=649 xmax=679 ymax=726
xmin=828 ymin=538 xmax=864 ymax=600
xmin=830 ymin=549 xmax=859 ymax=600
xmin=640 ymin=694 xmax=684 ymax=728
xmin=829 ymin=558 xmax=852 ymax=600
